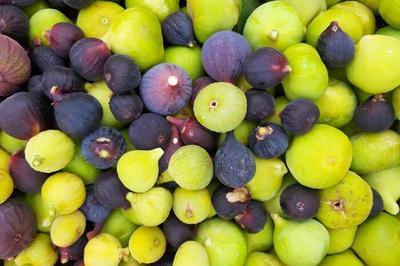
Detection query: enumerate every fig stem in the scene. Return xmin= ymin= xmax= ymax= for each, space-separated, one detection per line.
xmin=268 ymin=29 xmax=279 ymax=41
xmin=168 ymin=75 xmax=179 ymax=87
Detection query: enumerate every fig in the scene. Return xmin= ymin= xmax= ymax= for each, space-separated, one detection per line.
xmin=392 ymin=86 xmax=400 ymax=119
xmin=280 ymin=184 xmax=320 ymax=220
xmin=281 ymin=0 xmax=326 ymax=26
xmin=0 ymin=0 xmax=36 ymax=7
xmin=164 ymin=46 xmax=204 ymax=81
xmin=352 ymin=213 xmax=400 ymax=265
xmin=211 ymin=186 xmax=251 ymax=220
xmin=264 ymin=96 xmax=290 ymax=126
xmin=63 ymin=0 xmax=94 ymax=9
xmin=59 ymin=235 xmax=87 ymax=263
xmin=0 ymin=169 xmax=13 ymax=204
xmin=0 ymin=148 xmax=9 ymax=173
xmin=84 ymin=233 xmax=126 ymax=266
xmin=31 ymin=43 xmax=66 ymax=73
xmin=14 ymin=233 xmax=58 ymax=266
xmin=215 ymin=132 xmax=256 ymax=188
xmin=319 ymin=250 xmax=364 ymax=266
xmin=245 ymin=89 xmax=275 ymax=122
xmin=316 ymin=21 xmax=355 ymax=68
xmin=187 ymin=0 xmax=240 ymax=43
xmin=173 ymin=187 xmax=212 ymax=224
xmin=327 ymin=226 xmax=358 ymax=254
xmin=46 ymin=22 xmax=84 ymax=58
xmin=27 ymin=74 xmax=44 ymax=98
xmin=0 ymin=92 xmax=48 ymax=140
xmin=369 ymin=189 xmax=384 ymax=218
xmin=236 ymin=0 xmax=260 ymax=34
xmin=50 ymin=210 xmax=86 ymax=247
xmin=109 ymin=94 xmax=143 ymax=124
xmin=201 ymin=31 xmax=251 ymax=83
xmin=162 ymin=11 xmax=196 ymax=47
xmin=379 ymin=0 xmax=400 ymax=29
xmin=245 ymin=252 xmax=285 ymax=266
xmin=102 ymin=7 xmax=164 ymax=71
xmin=190 ymin=76 xmax=214 ymax=105
xmin=346 ymin=35 xmax=400 ymax=94
xmin=0 ymin=34 xmax=31 ymax=96
xmin=140 ymin=63 xmax=192 ymax=116
xmin=101 ymin=209 xmax=137 ymax=247
xmin=272 ymin=214 xmax=329 ymax=266
xmin=377 ymin=26 xmax=400 ymax=39
xmin=158 ymin=126 xmax=182 ymax=173
xmin=235 ymin=201 xmax=267 ymax=234
xmin=80 ymin=186 xmax=111 ymax=224
xmin=246 ymin=217 xmax=274 ymax=253
xmin=173 ymin=241 xmax=209 ymax=266
xmin=0 ymin=5 xmax=29 ymax=44
xmin=125 ymin=0 xmax=179 ymax=21
xmin=162 ymin=214 xmax=196 ymax=249
xmin=243 ymin=1 xmax=305 ymax=51
xmin=0 ymin=131 xmax=27 ymax=155
xmin=219 ymin=119 xmax=257 ymax=146
xmin=24 ymin=193 xmax=56 ymax=233
xmin=128 ymin=226 xmax=166 ymax=264
xmin=280 ymin=99 xmax=320 ymax=135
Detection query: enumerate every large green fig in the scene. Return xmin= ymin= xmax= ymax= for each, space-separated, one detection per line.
xmin=379 ymin=0 xmax=400 ymax=29
xmin=125 ymin=0 xmax=179 ymax=21
xmin=327 ymin=226 xmax=357 ymax=254
xmin=319 ymin=250 xmax=364 ymax=266
xmin=281 ymin=0 xmax=325 ymax=25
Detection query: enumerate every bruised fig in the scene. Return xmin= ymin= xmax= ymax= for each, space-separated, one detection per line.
xmin=245 ymin=89 xmax=275 ymax=122
xmin=280 ymin=99 xmax=320 ymax=135
xmin=201 ymin=31 xmax=251 ymax=83
xmin=0 ymin=34 xmax=31 ymax=96
xmin=235 ymin=201 xmax=267 ymax=233
xmin=215 ymin=131 xmax=256 ymax=188
xmin=46 ymin=22 xmax=84 ymax=58
xmin=162 ymin=11 xmax=196 ymax=47
xmin=317 ymin=21 xmax=355 ymax=68
xmin=190 ymin=76 xmax=214 ymax=106
xmin=280 ymin=184 xmax=320 ymax=220
xmin=0 ymin=5 xmax=29 ymax=44
xmin=109 ymin=94 xmax=143 ymax=124
xmin=212 ymin=186 xmax=251 ymax=220
xmin=140 ymin=63 xmax=192 ymax=116
xmin=69 ymin=38 xmax=111 ymax=81
xmin=243 ymin=48 xmax=291 ymax=89
xmin=31 ymin=42 xmax=66 ymax=73
xmin=0 ymin=92 xmax=48 ymax=140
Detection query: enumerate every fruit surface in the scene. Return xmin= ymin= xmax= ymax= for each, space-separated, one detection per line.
xmin=129 ymin=226 xmax=166 ymax=264
xmin=173 ymin=241 xmax=209 ymax=266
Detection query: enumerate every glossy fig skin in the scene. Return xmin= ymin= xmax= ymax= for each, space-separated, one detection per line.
xmin=245 ymin=89 xmax=275 ymax=122
xmin=202 ymin=31 xmax=251 ymax=83
xmin=62 ymin=0 xmax=94 ymax=9
xmin=104 ymin=54 xmax=141 ymax=95
xmin=80 ymin=186 xmax=111 ymax=224
xmin=0 ymin=34 xmax=31 ymax=96
xmin=215 ymin=132 xmax=256 ymax=188
xmin=109 ymin=94 xmax=143 ymax=124
xmin=280 ymin=99 xmax=320 ymax=135
xmin=0 ymin=199 xmax=37 ymax=260
xmin=190 ymin=76 xmax=214 ymax=106
xmin=0 ymin=92 xmax=49 ymax=140
xmin=354 ymin=94 xmax=394 ymax=132
xmin=212 ymin=186 xmax=251 ymax=220
xmin=53 ymin=92 xmax=103 ymax=139
xmin=248 ymin=123 xmax=289 ymax=159
xmin=69 ymin=38 xmax=111 ymax=82
xmin=243 ymin=47 xmax=291 ymax=89
xmin=0 ymin=5 xmax=28 ymax=44
xmin=129 ymin=113 xmax=172 ymax=150
xmin=31 ymin=44 xmax=66 ymax=73
xmin=158 ymin=126 xmax=183 ymax=173
xmin=162 ymin=214 xmax=197 ymax=249
xmin=140 ymin=63 xmax=192 ymax=116
xmin=316 ymin=21 xmax=355 ymax=69
xmin=234 ymin=201 xmax=267 ymax=233
xmin=9 ymin=150 xmax=49 ymax=193
xmin=46 ymin=22 xmax=84 ymax=59
xmin=94 ymin=170 xmax=130 ymax=210
xmin=162 ymin=11 xmax=196 ymax=47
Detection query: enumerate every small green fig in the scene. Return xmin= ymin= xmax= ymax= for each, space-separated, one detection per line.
xmin=173 ymin=241 xmax=209 ymax=266
xmin=164 ymin=46 xmax=204 ymax=80
xmin=14 ymin=233 xmax=58 ymax=266
xmin=332 ymin=1 xmax=376 ymax=34
xmin=246 ymin=215 xmax=274 ymax=253
xmin=319 ymin=250 xmax=364 ymax=266
xmin=101 ymin=209 xmax=138 ymax=247
xmin=327 ymin=226 xmax=358 ymax=254
xmin=392 ymin=86 xmax=400 ymax=119
xmin=379 ymin=0 xmax=400 ymax=29
xmin=125 ymin=0 xmax=179 ymax=21
xmin=245 ymin=252 xmax=285 ymax=266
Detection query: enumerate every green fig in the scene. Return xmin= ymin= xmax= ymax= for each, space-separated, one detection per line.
xmin=319 ymin=250 xmax=364 ymax=266
xmin=246 ymin=216 xmax=274 ymax=253
xmin=356 ymin=0 xmax=380 ymax=13
xmin=64 ymin=145 xmax=100 ymax=185
xmin=376 ymin=26 xmax=400 ymax=40
xmin=272 ymin=214 xmax=330 ymax=266
xmin=101 ymin=209 xmax=138 ymax=247
xmin=173 ymin=241 xmax=210 ymax=266
xmin=23 ymin=0 xmax=50 ymax=18
xmin=379 ymin=0 xmax=400 ymax=29
xmin=264 ymin=96 xmax=290 ymax=126
xmin=0 ymin=131 xmax=27 ymax=154
xmin=263 ymin=174 xmax=297 ymax=216
xmin=25 ymin=193 xmax=56 ymax=233
xmin=125 ymin=0 xmax=179 ymax=21
xmin=218 ymin=120 xmax=257 ymax=146
xmin=352 ymin=213 xmax=400 ymax=265
xmin=332 ymin=1 xmax=376 ymax=34
xmin=281 ymin=0 xmax=325 ymax=25
xmin=392 ymin=86 xmax=400 ymax=119
xmin=245 ymin=252 xmax=285 ymax=266
xmin=327 ymin=226 xmax=358 ymax=254
xmin=164 ymin=46 xmax=204 ymax=80
xmin=363 ymin=166 xmax=400 ymax=215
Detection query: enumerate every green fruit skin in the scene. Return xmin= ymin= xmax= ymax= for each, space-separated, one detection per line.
xmin=24 ymin=0 xmax=50 ymax=18
xmin=353 ymin=213 xmax=400 ymax=265
xmin=314 ymin=78 xmax=357 ymax=128
xmin=24 ymin=193 xmax=56 ymax=233
xmin=327 ymin=226 xmax=358 ymax=254
xmin=173 ymin=241 xmax=210 ymax=266
xmin=101 ymin=209 xmax=138 ymax=247
xmin=306 ymin=8 xmax=364 ymax=47
xmin=164 ymin=46 xmax=204 ymax=81
xmin=246 ymin=216 xmax=274 ymax=253
xmin=264 ymin=96 xmax=290 ymax=126
xmin=0 ymin=131 xmax=27 ymax=154
xmin=356 ymin=0 xmax=380 ymax=13
xmin=219 ymin=120 xmax=257 ymax=146
xmin=29 ymin=9 xmax=71 ymax=46
xmin=245 ymin=252 xmax=285 ymax=266
xmin=379 ymin=0 xmax=400 ymax=29
xmin=243 ymin=1 xmax=305 ymax=51
xmin=120 ymin=129 xmax=135 ymax=151
xmin=125 ymin=0 xmax=180 ymax=21
xmin=173 ymin=188 xmax=212 ymax=224
xmin=346 ymin=35 xmax=400 ymax=94
xmin=351 ymin=130 xmax=400 ymax=174
xmin=187 ymin=0 xmax=240 ymax=43
xmin=281 ymin=0 xmax=325 ymax=25
xmin=64 ymin=145 xmax=100 ymax=185
xmin=283 ymin=43 xmax=329 ymax=100
xmin=393 ymin=87 xmax=400 ymax=119
xmin=263 ymin=174 xmax=297 ymax=216
xmin=325 ymin=0 xmax=342 ymax=7
xmin=319 ymin=250 xmax=364 ymax=266
xmin=272 ymin=215 xmax=330 ymax=266
xmin=195 ymin=218 xmax=247 ymax=266
xmin=332 ymin=1 xmax=376 ymax=34
xmin=104 ymin=7 xmax=164 ymax=71
xmin=377 ymin=26 xmax=400 ymax=40
xmin=286 ymin=124 xmax=352 ymax=189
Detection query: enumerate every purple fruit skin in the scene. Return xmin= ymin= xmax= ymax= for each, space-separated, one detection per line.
xmin=0 ymin=5 xmax=29 ymax=44
xmin=190 ymin=76 xmax=214 ymax=106
xmin=47 ymin=22 xmax=84 ymax=58
xmin=162 ymin=11 xmax=196 ymax=47
xmin=109 ymin=94 xmax=143 ymax=124
xmin=159 ymin=126 xmax=183 ymax=173
xmin=162 ymin=214 xmax=197 ymax=249
xmin=235 ymin=201 xmax=267 ymax=233
xmin=245 ymin=89 xmax=275 ymax=122
xmin=31 ymin=45 xmax=66 ymax=73
xmin=280 ymin=184 xmax=320 ymax=220
xmin=94 ymin=170 xmax=130 ymax=210
xmin=80 ymin=186 xmax=111 ymax=224
xmin=212 ymin=186 xmax=251 ymax=220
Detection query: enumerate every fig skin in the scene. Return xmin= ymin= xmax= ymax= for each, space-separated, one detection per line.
xmin=235 ymin=201 xmax=267 ymax=233
xmin=46 ymin=22 xmax=84 ymax=58
xmin=0 ymin=5 xmax=29 ymax=44
xmin=109 ymin=94 xmax=143 ymax=124
xmin=31 ymin=43 xmax=66 ymax=73
xmin=211 ymin=186 xmax=251 ymax=220
xmin=190 ymin=76 xmax=214 ymax=106
xmin=162 ymin=11 xmax=196 ymax=47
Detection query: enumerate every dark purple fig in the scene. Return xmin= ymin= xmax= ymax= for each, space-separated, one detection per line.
xmin=41 ymin=66 xmax=84 ymax=101
xmin=45 ymin=22 xmax=84 ymax=58
xmin=129 ymin=113 xmax=172 ymax=150
xmin=80 ymin=186 xmax=111 ymax=224
xmin=0 ymin=92 xmax=48 ymax=139
xmin=158 ymin=126 xmax=183 ymax=173
xmin=212 ymin=186 xmax=251 ymax=220
xmin=104 ymin=54 xmax=141 ymax=94
xmin=235 ymin=201 xmax=267 ymax=233
xmin=62 ymin=0 xmax=94 ymax=9
xmin=190 ymin=76 xmax=214 ymax=106
xmin=9 ymin=150 xmax=48 ymax=193
xmin=151 ymin=251 xmax=175 ymax=266
xmin=316 ymin=21 xmax=355 ymax=68
xmin=81 ymin=126 xmax=127 ymax=169
xmin=31 ymin=42 xmax=66 ymax=73
xmin=167 ymin=116 xmax=218 ymax=152
xmin=94 ymin=170 xmax=130 ymax=210
xmin=248 ymin=123 xmax=289 ymax=159
xmin=109 ymin=94 xmax=143 ymax=124
xmin=0 ymin=0 xmax=36 ymax=7
xmin=214 ymin=131 xmax=256 ymax=188
xmin=53 ymin=92 xmax=103 ymax=139
xmin=140 ymin=63 xmax=192 ymax=116
xmin=59 ymin=235 xmax=88 ymax=264
xmin=243 ymin=47 xmax=291 ymax=89
xmin=0 ymin=199 xmax=37 ymax=259
xmin=202 ymin=31 xmax=251 ymax=83
xmin=27 ymin=74 xmax=44 ymax=97
xmin=46 ymin=0 xmax=78 ymax=18
xmin=354 ymin=94 xmax=394 ymax=132
xmin=245 ymin=89 xmax=275 ymax=122
xmin=0 ymin=5 xmax=28 ymax=44
xmin=162 ymin=11 xmax=196 ymax=47
xmin=69 ymin=38 xmax=111 ymax=81
xmin=279 ymin=184 xmax=320 ymax=221
xmin=0 ymin=34 xmax=31 ymax=96
xmin=162 ymin=214 xmax=197 ymax=249
xmin=368 ymin=189 xmax=384 ymax=218
xmin=280 ymin=99 xmax=320 ymax=135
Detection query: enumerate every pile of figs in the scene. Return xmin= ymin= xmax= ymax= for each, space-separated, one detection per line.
xmin=0 ymin=0 xmax=400 ymax=265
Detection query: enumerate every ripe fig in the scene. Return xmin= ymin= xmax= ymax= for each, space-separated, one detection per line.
xmin=46 ymin=22 xmax=84 ymax=58
xmin=212 ymin=186 xmax=251 ymax=220
xmin=0 ymin=5 xmax=29 ymax=44
xmin=158 ymin=126 xmax=182 ymax=173
xmin=31 ymin=42 xmax=66 ymax=73
xmin=94 ymin=170 xmax=130 ymax=210
xmin=280 ymin=184 xmax=320 ymax=220
xmin=162 ymin=214 xmax=197 ymax=249
xmin=162 ymin=11 xmax=196 ymax=47
xmin=245 ymin=89 xmax=275 ymax=122
xmin=235 ymin=201 xmax=267 ymax=233
xmin=369 ymin=189 xmax=384 ymax=218
xmin=109 ymin=94 xmax=143 ymax=124
xmin=190 ymin=76 xmax=214 ymax=106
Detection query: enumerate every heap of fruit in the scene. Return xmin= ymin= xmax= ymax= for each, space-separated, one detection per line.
xmin=0 ymin=0 xmax=400 ymax=265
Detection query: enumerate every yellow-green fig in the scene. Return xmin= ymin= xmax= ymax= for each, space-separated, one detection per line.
xmin=125 ymin=0 xmax=179 ymax=21
xmin=327 ymin=226 xmax=358 ymax=254
xmin=281 ymin=0 xmax=325 ymax=25
xmin=319 ymin=250 xmax=364 ymax=266
xmin=332 ymin=1 xmax=376 ymax=34
xmin=377 ymin=26 xmax=400 ymax=39
xmin=245 ymin=252 xmax=285 ymax=266
xmin=173 ymin=241 xmax=209 ymax=266
xmin=346 ymin=35 xmax=400 ymax=94
xmin=246 ymin=216 xmax=274 ymax=253
xmin=14 ymin=233 xmax=58 ymax=266
xmin=352 ymin=213 xmax=400 ymax=265
xmin=391 ymin=87 xmax=400 ymax=119
xmin=379 ymin=0 xmax=400 ymax=29
xmin=164 ymin=46 xmax=204 ymax=80
xmin=356 ymin=0 xmax=380 ymax=13
xmin=187 ymin=0 xmax=240 ymax=43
